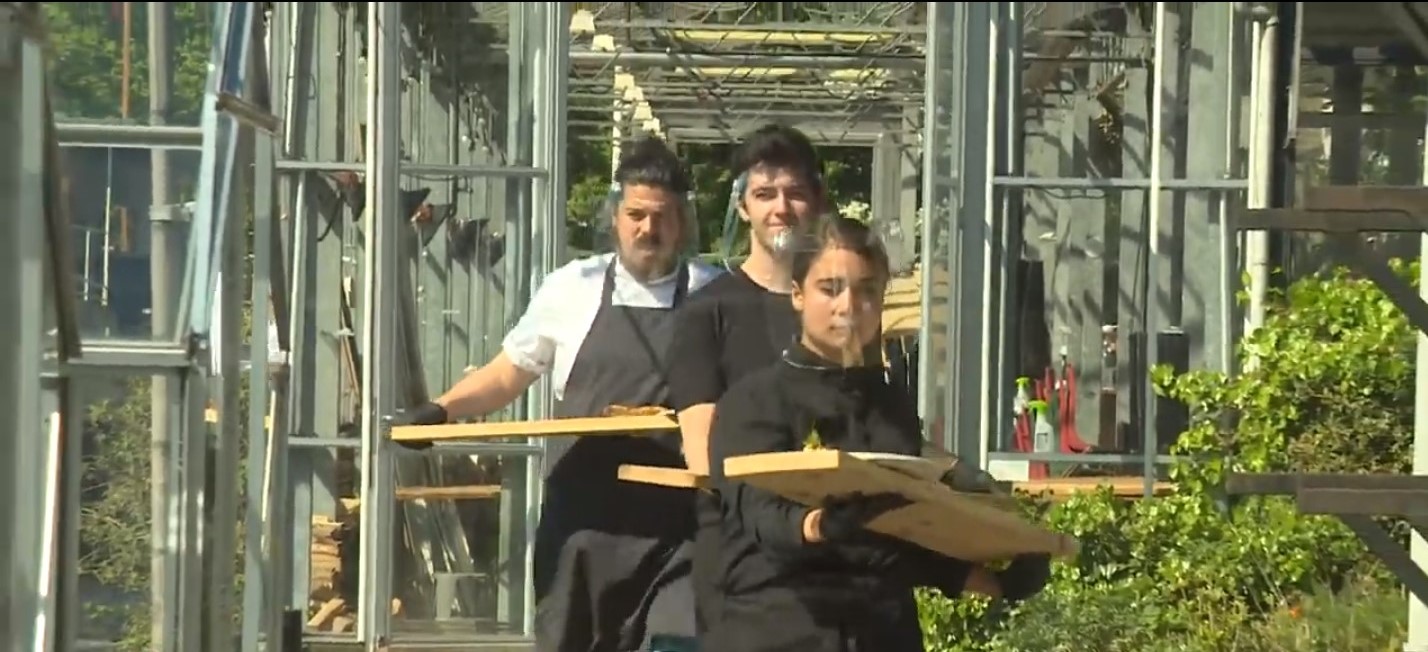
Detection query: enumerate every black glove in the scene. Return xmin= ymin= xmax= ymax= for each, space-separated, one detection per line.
xmin=905 ymin=546 xmax=975 ymax=596
xmin=817 ymin=492 xmax=913 ymax=543
xmin=391 ymin=401 xmax=449 ymax=450
xmin=995 ymin=553 xmax=1051 ymax=602
xmin=938 ymin=461 xmax=1008 ymax=495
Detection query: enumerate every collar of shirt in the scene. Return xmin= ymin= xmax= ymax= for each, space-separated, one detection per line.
xmin=609 ymin=254 xmax=683 ymax=308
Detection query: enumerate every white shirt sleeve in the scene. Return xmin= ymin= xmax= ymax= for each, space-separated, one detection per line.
xmin=501 ymin=269 xmax=569 ymax=374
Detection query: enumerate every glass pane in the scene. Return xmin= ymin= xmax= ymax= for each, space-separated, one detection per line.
xmin=183 ymin=2 xmax=254 ymax=338
xmin=407 ymin=175 xmax=528 ymax=408
xmin=289 ymin=445 xmax=360 ymax=639
xmin=388 ymin=451 xmax=533 ymax=640
xmin=44 ymin=3 xmax=215 ymax=127
xmin=919 ymin=3 xmax=959 ymax=447
xmin=72 ymin=371 xmax=178 ymax=648
xmin=62 ymin=145 xmax=197 ymax=342
xmin=289 ymin=447 xmax=534 ymax=641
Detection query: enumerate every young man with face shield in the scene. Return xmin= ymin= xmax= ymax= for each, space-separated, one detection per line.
xmin=395 ymin=138 xmax=722 ymax=651
xmin=664 ymin=123 xmax=827 ymax=635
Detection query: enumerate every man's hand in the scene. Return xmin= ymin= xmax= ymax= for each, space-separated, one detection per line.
xmin=813 ymin=492 xmax=912 ymax=543
xmin=391 ymin=401 xmax=449 ymax=450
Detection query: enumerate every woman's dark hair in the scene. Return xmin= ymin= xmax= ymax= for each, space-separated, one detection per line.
xmin=730 ymin=123 xmax=823 ymax=194
xmin=615 ymin=136 xmax=691 ymax=195
xmin=790 ymin=216 xmax=891 ymax=286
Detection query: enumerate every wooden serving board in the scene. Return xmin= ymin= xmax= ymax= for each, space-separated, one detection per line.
xmin=389 ymin=413 xmax=678 ymax=443
xmin=618 ymin=464 xmax=709 ymax=490
xmin=616 ymin=452 xmax=999 ymax=496
xmin=723 ymin=449 xmax=1079 ymax=562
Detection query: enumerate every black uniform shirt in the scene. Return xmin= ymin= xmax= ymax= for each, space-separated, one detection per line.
xmin=666 ymin=266 xmax=799 ymax=411
xmin=705 ymin=341 xmax=965 ymax=651
xmin=666 ymin=266 xmax=800 ymax=630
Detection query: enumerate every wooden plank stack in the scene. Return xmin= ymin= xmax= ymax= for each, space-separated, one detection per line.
xmin=307 ymin=501 xmax=359 ymax=632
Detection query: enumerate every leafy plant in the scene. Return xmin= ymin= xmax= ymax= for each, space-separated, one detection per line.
xmin=920 ymin=260 xmax=1419 ymax=651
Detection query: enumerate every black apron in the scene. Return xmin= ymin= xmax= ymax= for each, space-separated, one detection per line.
xmin=533 ymin=260 xmax=699 ymax=652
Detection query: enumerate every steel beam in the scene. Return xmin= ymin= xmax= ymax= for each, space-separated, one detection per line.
xmin=570 ymin=49 xmax=925 ymax=70
xmin=667 ymin=126 xmax=886 ymax=145
xmin=357 ymin=3 xmax=401 ymax=647
xmin=54 ymin=122 xmax=205 ymax=149
xmin=0 ymin=8 xmax=53 ymax=648
xmin=586 ymin=19 xmax=926 ymax=35
xmin=1226 ymin=472 xmax=1428 ymax=608
xmin=275 ymin=158 xmax=548 ymax=178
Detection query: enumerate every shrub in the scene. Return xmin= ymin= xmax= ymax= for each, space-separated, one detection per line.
xmin=919 ymin=261 xmax=1418 ymax=650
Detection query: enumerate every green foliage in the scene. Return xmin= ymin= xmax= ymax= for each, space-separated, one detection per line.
xmin=43 ymin=2 xmax=214 ymax=124
xmin=565 ymin=135 xmax=876 ymax=259
xmin=44 ymin=4 xmax=217 ymax=647
xmin=919 ymin=260 xmax=1419 ymax=651
xmin=80 ymin=378 xmax=158 ymax=651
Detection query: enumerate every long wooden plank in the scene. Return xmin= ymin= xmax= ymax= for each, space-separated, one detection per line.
xmin=395 ymin=485 xmax=503 ymax=501
xmin=723 ymin=450 xmax=1079 ymax=562
xmin=620 ymin=443 xmax=964 ymax=492
xmin=1014 ymin=477 xmax=1175 ymax=500
xmin=389 ymin=414 xmax=678 ymax=443
xmin=619 ymin=464 xmax=708 ymax=490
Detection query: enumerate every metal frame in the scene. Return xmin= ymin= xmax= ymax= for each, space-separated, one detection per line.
xmin=226 ymin=3 xmax=573 ymax=649
xmin=921 ymin=3 xmax=1252 ymax=494
xmin=566 ymin=2 xmax=925 ymax=145
xmin=1227 ymin=473 xmax=1428 ymax=605
xmin=1 ymin=7 xmax=58 ymax=648
xmin=42 ymin=3 xmax=265 ymax=651
xmin=38 ymin=2 xmax=1428 ymax=649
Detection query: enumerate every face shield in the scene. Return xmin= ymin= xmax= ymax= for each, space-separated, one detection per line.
xmin=787 ymin=219 xmax=890 ymax=371
xmin=717 ymin=171 xmax=812 ymax=267
xmin=591 ymin=182 xmax=702 ymax=259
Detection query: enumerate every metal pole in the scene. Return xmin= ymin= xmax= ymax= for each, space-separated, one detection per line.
xmin=0 ymin=9 xmax=53 ymax=647
xmin=55 ymin=123 xmax=205 ymax=149
xmin=1144 ymin=1 xmax=1167 ymax=498
xmin=917 ymin=4 xmax=946 ymax=429
xmin=147 ymin=4 xmax=176 ymax=650
xmin=975 ymin=3 xmax=1000 ymax=469
xmin=1245 ymin=7 xmax=1276 ymax=339
xmin=357 ymin=3 xmax=402 ymax=647
xmin=1406 ymin=77 xmax=1428 ymax=652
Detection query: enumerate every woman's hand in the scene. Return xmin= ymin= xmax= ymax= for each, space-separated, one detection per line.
xmin=995 ymin=553 xmax=1052 ymax=601
xmin=961 ymin=566 xmax=1003 ymax=598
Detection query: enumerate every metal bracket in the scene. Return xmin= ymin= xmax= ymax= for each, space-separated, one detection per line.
xmin=1230 ymin=186 xmax=1428 ymax=338
xmin=1228 ymin=472 xmax=1428 ymax=603
xmin=216 ymin=92 xmax=284 ymax=136
xmin=0 ymin=4 xmax=16 ymax=71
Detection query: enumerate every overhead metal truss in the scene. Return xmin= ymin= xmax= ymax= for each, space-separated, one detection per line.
xmin=566 ymin=2 xmax=927 ymax=143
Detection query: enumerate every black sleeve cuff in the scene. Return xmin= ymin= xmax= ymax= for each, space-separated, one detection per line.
xmin=928 ymin=558 xmax=974 ymax=596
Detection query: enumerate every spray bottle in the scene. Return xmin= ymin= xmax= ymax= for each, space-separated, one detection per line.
xmin=1027 ymin=399 xmax=1054 ymax=454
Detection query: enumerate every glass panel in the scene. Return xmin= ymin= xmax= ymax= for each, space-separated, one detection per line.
xmin=43 ymin=3 xmax=215 ymax=127
xmin=72 ymin=371 xmax=177 ymax=648
xmin=406 ymin=175 xmax=528 ymax=412
xmin=61 ymin=145 xmax=198 ymax=341
xmin=919 ymin=3 xmax=959 ymax=449
xmin=388 ymin=451 xmax=534 ymax=640
xmin=182 ymin=1 xmax=254 ymax=339
xmin=289 ymin=447 xmax=535 ymax=641
xmin=290 ymin=445 xmax=360 ymax=639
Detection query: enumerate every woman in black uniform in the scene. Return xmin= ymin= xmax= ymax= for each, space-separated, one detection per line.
xmin=705 ymin=216 xmax=1050 ymax=652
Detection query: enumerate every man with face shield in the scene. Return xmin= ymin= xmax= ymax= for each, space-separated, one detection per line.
xmin=663 ymin=123 xmax=828 ymax=635
xmin=394 ymin=137 xmax=721 ymax=651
